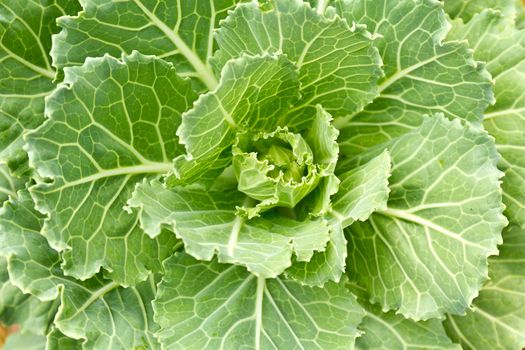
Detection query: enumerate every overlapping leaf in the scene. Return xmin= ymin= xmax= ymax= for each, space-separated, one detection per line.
xmin=167 ymin=53 xmax=300 ymax=186
xmin=286 ymin=150 xmax=391 ymax=286
xmin=154 ymin=253 xmax=365 ymax=350
xmin=128 ymin=181 xmax=330 ymax=278
xmin=2 ymin=333 xmax=46 ymax=350
xmin=212 ymin=0 xmax=382 ymax=128
xmin=333 ymin=0 xmax=493 ymax=155
xmin=52 ymin=0 xmax=247 ymax=90
xmin=26 ymin=52 xmax=187 ymax=285
xmin=0 ymin=0 xmax=80 ymax=171
xmin=347 ymin=283 xmax=461 ymax=350
xmin=345 ymin=115 xmax=506 ymax=320
xmin=447 ymin=9 xmax=525 ymax=229
xmin=0 ymin=191 xmax=161 ymax=349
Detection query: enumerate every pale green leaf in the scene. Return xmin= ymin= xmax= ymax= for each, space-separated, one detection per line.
xmin=285 ymin=219 xmax=347 ymax=287
xmin=25 ymin=52 xmax=188 ymax=285
xmin=3 ymin=333 xmax=46 ymax=350
xmin=333 ymin=0 xmax=493 ymax=155
xmin=0 ymin=190 xmax=161 ymax=349
xmin=331 ymin=150 xmax=391 ymax=228
xmin=517 ymin=0 xmax=525 ymax=28
xmin=46 ymin=328 xmax=82 ymax=350
xmin=128 ymin=181 xmax=330 ymax=278
xmin=0 ymin=258 xmax=58 ymax=335
xmin=444 ymin=0 xmax=517 ymax=21
xmin=168 ymin=54 xmax=300 ymax=186
xmin=305 ymin=0 xmax=335 ymax=14
xmin=447 ymin=10 xmax=525 ymax=228
xmin=345 ymin=115 xmax=506 ymax=320
xmin=0 ymin=0 xmax=80 ymax=169
xmin=212 ymin=0 xmax=382 ymax=128
xmin=347 ymin=284 xmax=461 ymax=350
xmin=154 ymin=253 xmax=365 ymax=350
xmin=294 ymin=106 xmax=340 ymax=217
xmin=286 ymin=151 xmax=391 ymax=286
xmin=444 ymin=225 xmax=525 ymax=350
xmin=52 ymin=0 xmax=247 ymax=90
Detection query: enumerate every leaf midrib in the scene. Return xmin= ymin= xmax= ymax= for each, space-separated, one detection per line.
xmin=130 ymin=0 xmax=218 ymax=90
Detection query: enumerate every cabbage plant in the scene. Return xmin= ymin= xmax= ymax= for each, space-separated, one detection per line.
xmin=0 ymin=0 xmax=524 ymax=349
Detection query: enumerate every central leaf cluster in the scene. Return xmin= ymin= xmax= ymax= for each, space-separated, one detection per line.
xmin=234 ymin=126 xmax=328 ymax=217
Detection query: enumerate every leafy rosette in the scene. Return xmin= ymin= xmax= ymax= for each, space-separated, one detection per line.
xmin=0 ymin=0 xmax=521 ymax=349
xmin=128 ymin=53 xmax=392 ymax=282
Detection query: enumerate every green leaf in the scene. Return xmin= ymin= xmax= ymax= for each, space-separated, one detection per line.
xmin=331 ymin=150 xmax=391 ymax=228
xmin=444 ymin=0 xmax=517 ymax=21
xmin=345 ymin=115 xmax=506 ymax=320
xmin=212 ymin=0 xmax=382 ymax=127
xmin=128 ymin=181 xmax=330 ymax=278
xmin=0 ymin=0 xmax=81 ymax=170
xmin=347 ymin=284 xmax=461 ymax=350
xmin=46 ymin=328 xmax=82 ymax=350
xmin=154 ymin=253 xmax=365 ymax=350
xmin=333 ymin=0 xmax=493 ymax=155
xmin=285 ymin=219 xmax=347 ymax=287
xmin=168 ymin=54 xmax=300 ymax=186
xmin=295 ymin=106 xmax=341 ymax=217
xmin=0 ymin=190 xmax=161 ymax=349
xmin=0 ymin=258 xmax=58 ymax=335
xmin=51 ymin=0 xmax=246 ymax=90
xmin=444 ymin=225 xmax=525 ymax=350
xmin=517 ymin=0 xmax=525 ymax=28
xmin=286 ymin=150 xmax=391 ymax=286
xmin=447 ymin=10 xmax=525 ymax=229
xmin=25 ymin=52 xmax=189 ymax=285
xmin=3 ymin=332 xmax=46 ymax=350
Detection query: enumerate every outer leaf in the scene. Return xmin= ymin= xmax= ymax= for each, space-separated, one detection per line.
xmin=25 ymin=52 xmax=188 ymax=285
xmin=348 ymin=284 xmax=460 ymax=350
xmin=168 ymin=54 xmax=300 ymax=186
xmin=444 ymin=0 xmax=517 ymax=21
xmin=154 ymin=253 xmax=365 ymax=350
xmin=51 ymin=0 xmax=246 ymax=90
xmin=0 ymin=190 xmax=161 ymax=349
xmin=46 ymin=328 xmax=82 ymax=350
xmin=286 ymin=151 xmax=391 ymax=286
xmin=3 ymin=333 xmax=46 ymax=350
xmin=345 ymin=115 xmax=506 ymax=320
xmin=128 ymin=181 xmax=330 ymax=278
xmin=212 ymin=0 xmax=382 ymax=128
xmin=333 ymin=0 xmax=493 ymax=155
xmin=447 ymin=10 xmax=525 ymax=228
xmin=444 ymin=225 xmax=525 ymax=350
xmin=0 ymin=258 xmax=57 ymax=335
xmin=0 ymin=0 xmax=81 ymax=168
